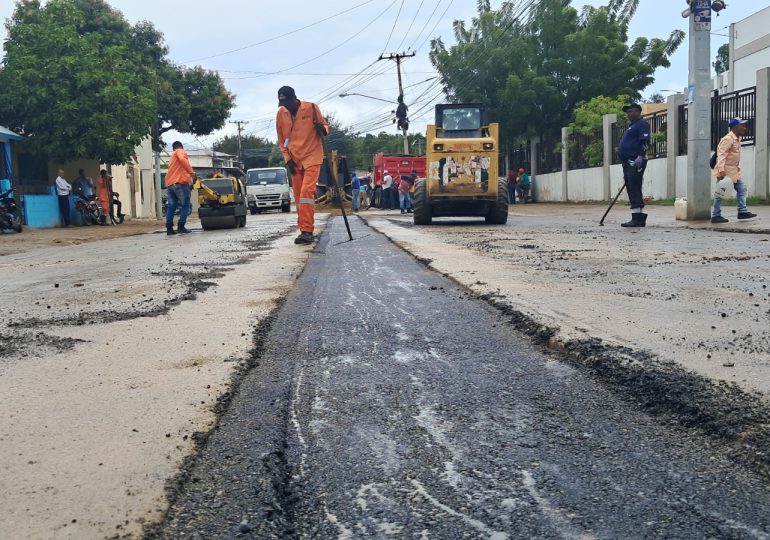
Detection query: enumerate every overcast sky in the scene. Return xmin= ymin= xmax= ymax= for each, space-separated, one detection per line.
xmin=0 ymin=0 xmax=762 ymax=150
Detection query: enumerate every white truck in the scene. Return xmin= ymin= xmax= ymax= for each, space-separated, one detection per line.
xmin=245 ymin=167 xmax=291 ymax=214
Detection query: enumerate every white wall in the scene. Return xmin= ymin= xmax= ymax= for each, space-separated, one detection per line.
xmin=532 ymin=171 xmax=562 ymax=202
xmin=566 ymin=167 xmax=603 ymax=201
xmin=732 ymin=6 xmax=770 ymax=90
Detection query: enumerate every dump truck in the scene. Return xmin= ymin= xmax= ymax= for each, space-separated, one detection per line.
xmin=414 ymin=103 xmax=507 ymax=225
xmin=193 ymin=176 xmax=248 ymax=230
xmin=372 ymin=153 xmax=426 ymax=208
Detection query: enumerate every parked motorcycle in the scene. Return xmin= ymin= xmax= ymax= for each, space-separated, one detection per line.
xmin=0 ymin=188 xmax=23 ymax=233
xmin=75 ymin=196 xmax=102 ymax=226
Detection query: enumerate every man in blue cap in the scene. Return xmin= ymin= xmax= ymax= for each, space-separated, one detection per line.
xmin=617 ymin=103 xmax=650 ymax=227
xmin=711 ymin=117 xmax=757 ymax=223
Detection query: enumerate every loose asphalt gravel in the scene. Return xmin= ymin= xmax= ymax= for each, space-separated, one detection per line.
xmin=148 ymin=216 xmax=770 ymax=540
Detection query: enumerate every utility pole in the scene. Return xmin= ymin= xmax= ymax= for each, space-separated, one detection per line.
xmin=229 ymin=120 xmax=249 ymax=168
xmin=379 ymin=51 xmax=415 ymax=155
xmin=685 ymin=0 xmax=713 ymax=220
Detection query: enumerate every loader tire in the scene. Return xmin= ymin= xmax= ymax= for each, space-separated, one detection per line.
xmin=412 ymin=179 xmax=432 ymax=225
xmin=485 ymin=178 xmax=508 ymax=225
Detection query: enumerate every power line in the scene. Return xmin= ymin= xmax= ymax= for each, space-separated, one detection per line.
xmin=381 ymin=0 xmax=405 ymax=54
xmin=180 ymin=0 xmax=378 ymax=63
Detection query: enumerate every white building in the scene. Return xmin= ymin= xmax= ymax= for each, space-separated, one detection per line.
xmin=724 ymin=5 xmax=770 ymax=92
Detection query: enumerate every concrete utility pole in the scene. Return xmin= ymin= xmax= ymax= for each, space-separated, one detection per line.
xmin=229 ymin=120 xmax=249 ymax=167
xmin=685 ymin=0 xmax=713 ymax=220
xmin=379 ymin=51 xmax=415 ymax=155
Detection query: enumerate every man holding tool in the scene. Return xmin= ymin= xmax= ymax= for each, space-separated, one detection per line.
xmin=618 ymin=103 xmax=650 ymax=228
xmin=276 ymin=85 xmax=330 ymax=245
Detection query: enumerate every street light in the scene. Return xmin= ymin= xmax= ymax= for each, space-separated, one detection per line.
xmin=338 ymin=93 xmax=396 ymax=104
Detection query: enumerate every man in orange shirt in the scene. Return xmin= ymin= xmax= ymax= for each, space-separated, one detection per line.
xmin=275 ymin=86 xmax=330 ymax=244
xmin=165 ymin=141 xmax=194 ymax=235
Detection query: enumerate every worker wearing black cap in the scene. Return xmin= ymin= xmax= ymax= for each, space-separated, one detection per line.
xmin=276 ymin=85 xmax=330 ymax=244
xmin=617 ymin=103 xmax=651 ymax=227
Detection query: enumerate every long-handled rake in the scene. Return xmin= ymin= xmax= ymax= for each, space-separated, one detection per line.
xmin=599 ymin=181 xmax=627 ymax=226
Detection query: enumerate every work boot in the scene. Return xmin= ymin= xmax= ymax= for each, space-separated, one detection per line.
xmin=167 ymin=226 xmax=177 ymax=235
xmin=294 ymin=231 xmax=314 ymax=245
xmin=711 ymin=216 xmax=729 ymax=224
xmin=178 ymin=225 xmax=192 ymax=234
xmin=118 ymin=214 xmax=125 ymax=224
xmin=738 ymin=212 xmax=757 ymax=220
xmin=407 ymin=208 xmax=413 ymax=213
xmin=621 ymin=213 xmax=647 ymax=228
xmin=401 ymin=209 xmax=406 ymax=214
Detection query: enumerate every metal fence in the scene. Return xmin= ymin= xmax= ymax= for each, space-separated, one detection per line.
xmin=537 ymin=141 xmax=562 ymax=173
xmin=568 ymin=129 xmax=602 ymax=170
xmin=611 ymin=122 xmax=627 ymax=165
xmin=510 ymin=144 xmax=531 ymax=173
xmin=678 ymin=86 xmax=756 ymax=155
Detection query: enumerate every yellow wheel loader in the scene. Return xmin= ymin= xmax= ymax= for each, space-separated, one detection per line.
xmin=414 ymin=103 xmax=507 ymax=225
xmin=193 ymin=176 xmax=248 ymax=230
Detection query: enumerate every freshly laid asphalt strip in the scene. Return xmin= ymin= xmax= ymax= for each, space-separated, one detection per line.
xmin=148 ymin=216 xmax=770 ymax=540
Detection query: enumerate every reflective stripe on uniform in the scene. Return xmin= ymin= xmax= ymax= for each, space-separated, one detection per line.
xmin=299 ymin=198 xmax=316 ymax=205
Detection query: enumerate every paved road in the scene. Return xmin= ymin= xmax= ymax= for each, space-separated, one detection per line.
xmin=152 ymin=216 xmax=770 ymax=540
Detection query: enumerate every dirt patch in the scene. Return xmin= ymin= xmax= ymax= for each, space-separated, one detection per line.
xmin=0 ymin=331 xmax=87 ymax=358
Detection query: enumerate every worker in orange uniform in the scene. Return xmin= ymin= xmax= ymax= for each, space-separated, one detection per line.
xmin=275 ymin=86 xmax=330 ymax=245
xmin=165 ymin=141 xmax=195 ymax=235
xmin=96 ymin=169 xmax=112 ymax=225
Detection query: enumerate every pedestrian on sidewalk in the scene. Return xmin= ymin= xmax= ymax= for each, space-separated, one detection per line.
xmin=506 ymin=168 xmax=518 ymax=204
xmin=618 ymin=103 xmax=650 ymax=227
xmin=165 ymin=141 xmax=194 ymax=235
xmin=54 ymin=169 xmax=72 ymax=227
xmin=276 ymin=85 xmax=330 ymax=245
xmin=398 ymin=174 xmax=414 ymax=214
xmin=382 ymin=170 xmax=393 ymax=209
xmin=351 ymin=172 xmax=361 ymax=212
xmin=711 ymin=117 xmax=758 ymax=224
xmin=96 ymin=170 xmax=113 ymax=225
xmin=359 ymin=177 xmax=369 ymax=210
xmin=517 ymin=168 xmax=531 ymax=203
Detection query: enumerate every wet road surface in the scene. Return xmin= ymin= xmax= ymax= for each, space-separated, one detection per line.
xmin=151 ymin=216 xmax=770 ymax=539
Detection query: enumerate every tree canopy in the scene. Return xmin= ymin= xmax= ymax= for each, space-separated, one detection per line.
xmin=0 ymin=0 xmax=234 ymax=164
xmin=429 ymin=0 xmax=683 ymax=150
xmin=713 ymin=43 xmax=729 ymax=75
xmin=213 ymin=134 xmax=276 ymax=170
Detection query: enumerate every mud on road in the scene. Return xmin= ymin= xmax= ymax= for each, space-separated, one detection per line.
xmin=0 ymin=214 xmax=323 ymax=540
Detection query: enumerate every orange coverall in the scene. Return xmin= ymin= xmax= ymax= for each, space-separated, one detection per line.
xmin=276 ymin=101 xmax=330 ymax=233
xmin=166 ymin=148 xmax=194 ymax=186
xmin=96 ymin=176 xmax=111 ymax=215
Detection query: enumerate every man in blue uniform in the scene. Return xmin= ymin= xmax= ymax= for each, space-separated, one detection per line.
xmin=617 ymin=103 xmax=650 ymax=227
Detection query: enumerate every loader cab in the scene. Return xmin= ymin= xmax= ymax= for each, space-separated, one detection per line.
xmin=435 ymin=104 xmax=488 ymax=139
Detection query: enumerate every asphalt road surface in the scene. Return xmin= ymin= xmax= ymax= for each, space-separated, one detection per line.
xmin=151 ymin=216 xmax=770 ymax=540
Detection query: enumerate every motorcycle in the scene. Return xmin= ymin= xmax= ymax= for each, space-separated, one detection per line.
xmin=75 ymin=196 xmax=102 ymax=226
xmin=0 ymin=188 xmax=23 ymax=233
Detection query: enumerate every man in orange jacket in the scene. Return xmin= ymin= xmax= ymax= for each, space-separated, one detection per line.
xmin=165 ymin=141 xmax=194 ymax=235
xmin=275 ymin=86 xmax=330 ymax=244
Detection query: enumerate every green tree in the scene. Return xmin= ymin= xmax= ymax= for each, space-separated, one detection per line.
xmin=0 ymin=0 xmax=156 ymax=163
xmin=213 ymin=134 xmax=277 ymax=170
xmin=429 ymin=0 xmax=683 ymax=149
xmin=713 ymin=43 xmax=729 ymax=75
xmin=569 ymin=95 xmax=629 ymax=166
xmin=0 ymin=0 xmax=235 ymax=163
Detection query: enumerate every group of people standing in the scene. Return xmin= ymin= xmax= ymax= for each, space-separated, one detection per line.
xmin=349 ymin=170 xmax=417 ymax=214
xmin=506 ymin=167 xmax=531 ymax=204
xmin=54 ymin=168 xmax=125 ymax=227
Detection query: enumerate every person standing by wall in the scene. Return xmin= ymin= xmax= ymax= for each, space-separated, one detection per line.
xmin=54 ymin=169 xmax=72 ymax=227
xmin=165 ymin=141 xmax=195 ymax=235
xmin=506 ymin=168 xmax=518 ymax=204
xmin=516 ymin=167 xmax=530 ymax=203
xmin=711 ymin=118 xmax=758 ymax=223
xmin=618 ymin=103 xmax=650 ymax=228
xmin=276 ymin=86 xmax=330 ymax=245
xmin=96 ymin=170 xmax=112 ymax=225
xmin=72 ymin=169 xmax=95 ymax=201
